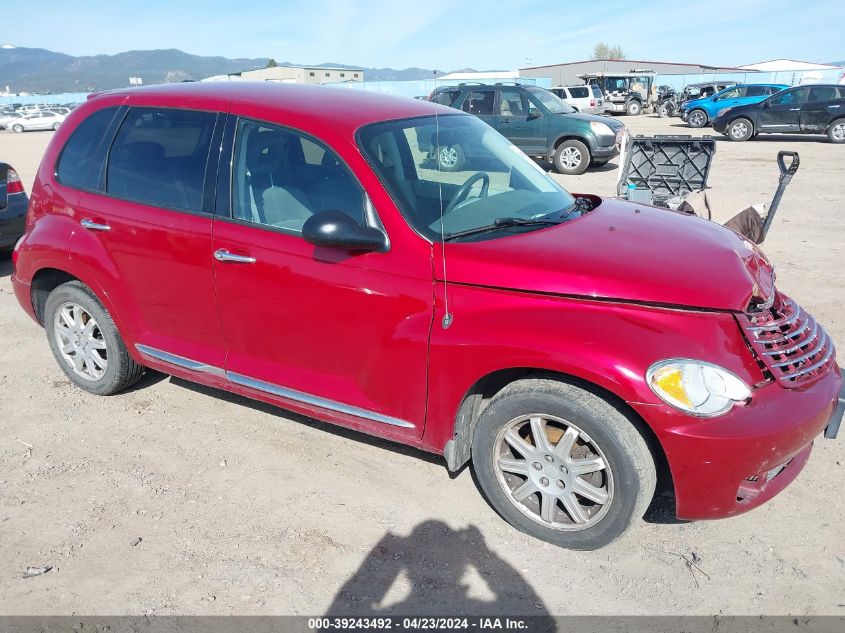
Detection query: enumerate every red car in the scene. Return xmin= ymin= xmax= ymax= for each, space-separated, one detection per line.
xmin=11 ymin=83 xmax=843 ymax=550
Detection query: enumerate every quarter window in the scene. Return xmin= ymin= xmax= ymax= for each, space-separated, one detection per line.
xmin=106 ymin=107 xmax=216 ymax=213
xmin=56 ymin=106 xmax=119 ymax=190
xmin=231 ymin=119 xmax=365 ymax=233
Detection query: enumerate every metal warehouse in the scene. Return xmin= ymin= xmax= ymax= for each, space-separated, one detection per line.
xmin=519 ymin=58 xmax=750 ymax=86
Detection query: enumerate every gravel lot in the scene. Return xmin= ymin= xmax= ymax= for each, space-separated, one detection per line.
xmin=1 ymin=114 xmax=843 ymax=616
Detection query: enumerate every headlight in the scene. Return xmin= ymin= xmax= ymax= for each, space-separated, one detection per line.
xmin=646 ymin=359 xmax=751 ymax=417
xmin=590 ymin=121 xmax=614 ymax=136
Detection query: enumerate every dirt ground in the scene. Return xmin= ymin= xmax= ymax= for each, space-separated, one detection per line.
xmin=0 ymin=114 xmax=843 ymax=616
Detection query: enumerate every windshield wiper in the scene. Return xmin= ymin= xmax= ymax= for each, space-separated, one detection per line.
xmin=443 ymin=217 xmax=561 ymax=242
xmin=556 ymin=196 xmax=593 ymax=220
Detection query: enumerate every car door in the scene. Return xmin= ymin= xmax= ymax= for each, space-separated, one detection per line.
xmin=758 ymin=87 xmax=808 ymax=132
xmin=210 ymin=116 xmax=431 ymax=438
xmin=72 ymin=105 xmax=228 ymax=372
xmin=800 ymin=86 xmax=843 ymax=132
xmin=494 ymin=88 xmax=546 ymax=153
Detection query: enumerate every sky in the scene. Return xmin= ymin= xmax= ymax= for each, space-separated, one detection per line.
xmin=9 ymin=0 xmax=845 ymax=70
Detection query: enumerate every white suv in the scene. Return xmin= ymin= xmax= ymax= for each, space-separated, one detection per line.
xmin=550 ymin=85 xmax=604 ymax=114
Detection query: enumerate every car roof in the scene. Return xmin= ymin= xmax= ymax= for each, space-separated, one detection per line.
xmin=94 ymin=81 xmax=457 ymax=133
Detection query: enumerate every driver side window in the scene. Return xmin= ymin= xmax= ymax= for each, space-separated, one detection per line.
xmin=231 ymin=119 xmax=365 ymax=233
xmin=770 ymin=88 xmax=808 ymax=106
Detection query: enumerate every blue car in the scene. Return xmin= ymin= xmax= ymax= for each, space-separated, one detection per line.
xmin=682 ymin=84 xmax=789 ymax=128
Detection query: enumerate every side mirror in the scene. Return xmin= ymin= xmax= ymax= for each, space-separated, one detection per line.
xmin=302 ymin=210 xmax=387 ymax=252
xmin=528 ymin=107 xmax=543 ymax=119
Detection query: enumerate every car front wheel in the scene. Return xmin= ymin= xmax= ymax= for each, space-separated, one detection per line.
xmin=553 ymin=140 xmax=590 ymax=175
xmin=626 ymin=100 xmax=642 ymax=116
xmin=471 ymin=378 xmax=656 ymax=550
xmin=727 ymin=118 xmax=754 ymax=142
xmin=44 ymin=281 xmax=145 ymax=395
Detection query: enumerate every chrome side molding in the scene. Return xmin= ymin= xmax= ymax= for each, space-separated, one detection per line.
xmin=136 ymin=343 xmax=227 ymax=378
xmin=134 ymin=344 xmax=415 ymax=429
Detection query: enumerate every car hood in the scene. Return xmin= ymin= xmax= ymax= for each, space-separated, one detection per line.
xmin=557 ymin=112 xmax=624 ymax=130
xmin=440 ymin=198 xmax=774 ymax=312
xmin=681 ymin=97 xmax=711 ymax=110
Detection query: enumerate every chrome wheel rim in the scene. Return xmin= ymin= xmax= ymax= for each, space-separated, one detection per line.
xmin=689 ymin=111 xmax=705 ymax=127
xmin=629 ymin=102 xmax=641 ymax=115
xmin=438 ymin=146 xmax=458 ymax=168
xmin=731 ymin=121 xmax=749 ymax=139
xmin=832 ymin=122 xmax=845 ymax=141
xmin=54 ymin=302 xmax=108 ymax=381
xmin=493 ymin=414 xmax=614 ymax=531
xmin=559 ymin=147 xmax=582 ymax=170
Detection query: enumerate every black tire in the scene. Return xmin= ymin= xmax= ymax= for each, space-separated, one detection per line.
xmin=687 ymin=109 xmax=708 ymax=128
xmin=471 ymin=377 xmax=656 ymax=550
xmin=827 ymin=118 xmax=845 ymax=144
xmin=553 ymin=139 xmax=591 ymax=175
xmin=436 ymin=144 xmax=465 ymax=172
xmin=626 ymin=100 xmax=642 ymax=116
xmin=44 ymin=281 xmax=145 ymax=395
xmin=726 ymin=117 xmax=754 ymax=142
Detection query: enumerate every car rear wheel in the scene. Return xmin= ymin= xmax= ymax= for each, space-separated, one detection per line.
xmin=436 ymin=144 xmax=465 ymax=172
xmin=471 ymin=378 xmax=656 ymax=550
xmin=45 ymin=281 xmax=145 ymax=395
xmin=12 ymin=123 xmax=24 ymax=133
xmin=626 ymin=100 xmax=642 ymax=116
xmin=827 ymin=118 xmax=845 ymax=144
xmin=727 ymin=118 xmax=754 ymax=142
xmin=553 ymin=139 xmax=590 ymax=175
xmin=687 ymin=109 xmax=707 ymax=128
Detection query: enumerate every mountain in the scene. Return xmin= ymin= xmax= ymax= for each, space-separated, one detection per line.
xmin=0 ymin=46 xmax=457 ymax=94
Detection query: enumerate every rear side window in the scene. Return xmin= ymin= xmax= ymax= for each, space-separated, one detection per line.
xmin=745 ymin=86 xmax=768 ymax=97
xmin=462 ymin=91 xmax=495 ymax=116
xmin=106 ymin=107 xmax=216 ymax=213
xmin=56 ymin=107 xmax=119 ymax=190
xmin=430 ymin=90 xmax=460 ymax=107
xmin=568 ymin=86 xmax=589 ymax=99
xmin=591 ymin=85 xmax=602 ymax=98
xmin=808 ymin=86 xmax=839 ymax=102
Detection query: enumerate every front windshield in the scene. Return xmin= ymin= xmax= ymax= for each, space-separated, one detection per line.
xmin=526 ymin=87 xmax=575 ymax=114
xmin=358 ymin=114 xmax=576 ymax=242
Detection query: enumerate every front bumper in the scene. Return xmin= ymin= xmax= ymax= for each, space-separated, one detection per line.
xmin=630 ymin=364 xmax=842 ymax=520
xmin=712 ymin=116 xmax=729 ymax=134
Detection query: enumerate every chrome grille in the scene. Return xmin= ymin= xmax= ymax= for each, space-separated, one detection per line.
xmin=739 ymin=295 xmax=836 ymax=387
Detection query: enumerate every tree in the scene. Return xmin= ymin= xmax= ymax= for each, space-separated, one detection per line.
xmin=590 ymin=43 xmax=625 ymax=60
xmin=266 ymin=58 xmax=278 ymax=68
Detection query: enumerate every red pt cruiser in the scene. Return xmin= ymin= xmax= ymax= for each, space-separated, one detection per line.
xmin=11 ymin=83 xmax=843 ymax=549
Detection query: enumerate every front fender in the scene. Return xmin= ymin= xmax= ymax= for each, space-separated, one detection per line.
xmin=422 ymin=283 xmax=764 ymax=453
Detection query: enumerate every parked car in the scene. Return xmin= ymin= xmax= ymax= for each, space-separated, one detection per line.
xmin=581 ymin=72 xmax=655 ymax=115
xmin=427 ymin=83 xmax=626 ymax=174
xmin=0 ymin=111 xmax=25 ymax=129
xmin=549 ymin=85 xmax=604 ymax=114
xmin=7 ymin=111 xmax=66 ymax=132
xmin=682 ymin=84 xmax=789 ymax=128
xmin=0 ymin=162 xmax=28 ymax=252
xmin=11 ymin=83 xmax=843 ymax=550
xmin=713 ymin=84 xmax=845 ymax=142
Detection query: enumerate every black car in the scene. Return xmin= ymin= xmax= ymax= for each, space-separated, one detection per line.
xmin=0 ymin=162 xmax=29 ymax=253
xmin=427 ymin=83 xmax=625 ymax=175
xmin=712 ymin=84 xmax=845 ymax=143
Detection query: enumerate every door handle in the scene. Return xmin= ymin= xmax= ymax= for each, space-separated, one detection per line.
xmin=214 ymin=249 xmax=256 ymax=264
xmin=80 ymin=219 xmax=111 ymax=232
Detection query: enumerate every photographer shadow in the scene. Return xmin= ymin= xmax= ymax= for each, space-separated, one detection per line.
xmin=325 ymin=520 xmax=556 ymax=629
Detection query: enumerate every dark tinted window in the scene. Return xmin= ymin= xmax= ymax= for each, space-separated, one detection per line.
xmin=231 ymin=119 xmax=364 ymax=233
xmin=568 ymin=86 xmax=589 ymax=99
xmin=770 ymin=88 xmax=809 ymax=106
xmin=430 ymin=89 xmax=460 ymax=107
xmin=56 ymin=107 xmax=119 ymax=190
xmin=808 ymin=86 xmax=840 ymax=102
xmin=462 ymin=91 xmax=495 ymax=115
xmin=745 ymin=85 xmax=768 ymax=97
xmin=106 ymin=107 xmax=216 ymax=212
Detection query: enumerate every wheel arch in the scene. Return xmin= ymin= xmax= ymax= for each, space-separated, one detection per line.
xmin=549 ymin=134 xmax=594 ymax=160
xmin=443 ymin=367 xmax=671 ymax=493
